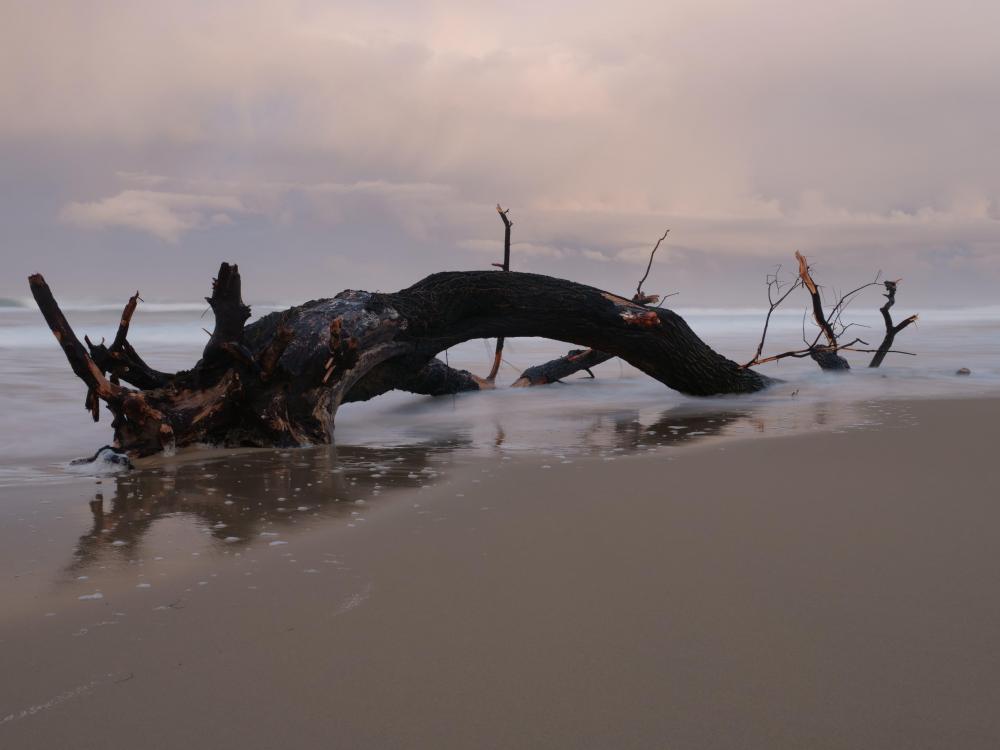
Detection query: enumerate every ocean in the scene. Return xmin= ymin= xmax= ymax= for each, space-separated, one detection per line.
xmin=1 ymin=299 xmax=998 ymax=484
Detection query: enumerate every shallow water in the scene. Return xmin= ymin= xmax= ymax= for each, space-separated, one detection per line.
xmin=1 ymin=301 xmax=997 ymax=483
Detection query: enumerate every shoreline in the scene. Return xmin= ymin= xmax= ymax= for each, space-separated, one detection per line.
xmin=1 ymin=396 xmax=999 ymax=748
xmin=5 ymin=384 xmax=1000 ymax=487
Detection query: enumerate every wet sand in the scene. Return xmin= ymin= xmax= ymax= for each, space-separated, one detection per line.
xmin=2 ymin=397 xmax=999 ymax=748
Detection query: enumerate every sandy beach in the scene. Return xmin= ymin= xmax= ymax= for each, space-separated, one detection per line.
xmin=6 ymin=2 xmax=1000 ymax=746
xmin=1 ymin=396 xmax=998 ymax=748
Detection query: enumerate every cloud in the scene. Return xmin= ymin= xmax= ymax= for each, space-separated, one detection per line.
xmin=2 ymin=0 xmax=999 ymax=303
xmin=457 ymin=238 xmax=571 ymax=259
xmin=60 ymin=190 xmax=248 ymax=242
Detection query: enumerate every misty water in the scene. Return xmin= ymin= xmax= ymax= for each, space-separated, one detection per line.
xmin=1 ymin=299 xmax=998 ymax=485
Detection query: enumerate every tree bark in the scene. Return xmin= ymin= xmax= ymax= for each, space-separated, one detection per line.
xmin=31 ymin=265 xmax=772 ymax=457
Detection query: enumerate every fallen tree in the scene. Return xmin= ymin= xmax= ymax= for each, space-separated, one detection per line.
xmin=516 ymin=250 xmax=918 ymax=386
xmin=30 ymin=265 xmax=771 ymax=457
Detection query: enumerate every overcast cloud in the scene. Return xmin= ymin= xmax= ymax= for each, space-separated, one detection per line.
xmin=1 ymin=0 xmax=998 ymax=306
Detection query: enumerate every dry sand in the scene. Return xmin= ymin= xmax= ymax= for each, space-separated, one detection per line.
xmin=1 ymin=397 xmax=998 ymax=749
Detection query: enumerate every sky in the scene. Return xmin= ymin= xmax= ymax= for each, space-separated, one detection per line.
xmin=2 ymin=0 xmax=998 ymax=307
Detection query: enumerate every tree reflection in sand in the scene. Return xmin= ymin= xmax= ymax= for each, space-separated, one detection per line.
xmin=65 ymin=397 xmax=892 ymax=575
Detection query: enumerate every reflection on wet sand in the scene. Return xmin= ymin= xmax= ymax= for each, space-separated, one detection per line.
xmin=66 ymin=397 xmax=902 ymax=575
xmin=69 ymin=439 xmax=466 ymax=573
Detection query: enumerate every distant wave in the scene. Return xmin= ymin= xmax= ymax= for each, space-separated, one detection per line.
xmin=674 ymin=305 xmax=1000 ymax=320
xmin=0 ymin=300 xmax=289 ymax=314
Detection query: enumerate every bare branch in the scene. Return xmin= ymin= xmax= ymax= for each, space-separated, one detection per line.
xmin=486 ymin=204 xmax=513 ymax=382
xmin=743 ymin=265 xmax=802 ymax=368
xmin=635 ymin=228 xmax=670 ymax=302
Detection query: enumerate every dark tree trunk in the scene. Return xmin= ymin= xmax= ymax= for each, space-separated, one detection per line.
xmin=869 ymin=280 xmax=917 ymax=368
xmin=30 ymin=265 xmax=773 ymax=457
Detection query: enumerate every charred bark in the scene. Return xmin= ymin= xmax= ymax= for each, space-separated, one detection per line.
xmin=31 ymin=265 xmax=772 ymax=457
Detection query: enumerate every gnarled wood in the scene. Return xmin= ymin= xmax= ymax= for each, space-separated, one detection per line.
xmin=84 ymin=291 xmax=173 ymax=390
xmin=30 ymin=265 xmax=772 ymax=457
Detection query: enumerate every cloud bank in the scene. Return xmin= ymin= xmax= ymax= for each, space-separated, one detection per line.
xmin=1 ymin=0 xmax=998 ymax=304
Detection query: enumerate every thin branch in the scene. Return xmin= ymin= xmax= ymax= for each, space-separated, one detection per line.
xmin=743 ymin=265 xmax=802 ymax=367
xmin=486 ymin=204 xmax=513 ymax=382
xmin=743 ymin=337 xmax=867 ymax=368
xmin=635 ymin=228 xmax=670 ymax=302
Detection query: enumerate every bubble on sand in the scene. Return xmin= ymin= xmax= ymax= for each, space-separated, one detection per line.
xmin=78 ymin=592 xmax=103 ymax=600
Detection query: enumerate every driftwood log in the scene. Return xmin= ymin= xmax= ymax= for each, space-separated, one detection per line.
xmin=30 ymin=264 xmax=771 ymax=457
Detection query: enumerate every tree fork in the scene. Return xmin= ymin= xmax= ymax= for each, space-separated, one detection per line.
xmin=869 ymin=280 xmax=917 ymax=368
